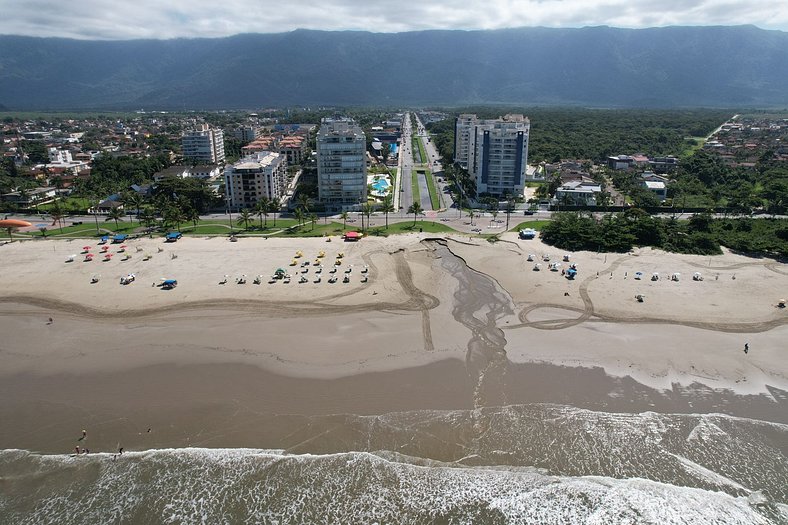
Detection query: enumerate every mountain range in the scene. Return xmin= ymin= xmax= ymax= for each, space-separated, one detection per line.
xmin=1 ymin=25 xmax=787 ymax=110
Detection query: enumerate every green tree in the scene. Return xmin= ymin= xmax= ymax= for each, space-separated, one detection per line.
xmin=123 ymin=192 xmax=145 ymax=226
xmin=184 ymin=205 xmax=200 ymax=230
xmin=236 ymin=208 xmax=253 ymax=230
xmin=297 ymin=193 xmax=310 ymax=214
xmin=255 ymin=197 xmax=270 ymax=229
xmin=340 ymin=211 xmax=349 ymax=231
xmin=380 ymin=194 xmax=395 ymax=229
xmin=505 ymin=194 xmax=515 ymax=231
xmin=294 ymin=207 xmax=306 ymax=228
xmin=361 ymin=202 xmax=374 ymax=232
xmin=309 ymin=213 xmax=318 ymax=231
xmin=48 ymin=202 xmax=66 ymax=233
xmin=407 ymin=202 xmax=423 ymax=226
xmin=267 ymin=199 xmax=279 ymax=227
xmin=139 ymin=206 xmax=157 ymax=231
xmin=164 ymin=205 xmax=186 ymax=232
xmin=105 ymin=206 xmax=124 ymax=230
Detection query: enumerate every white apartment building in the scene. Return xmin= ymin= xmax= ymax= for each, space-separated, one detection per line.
xmin=224 ymin=151 xmax=287 ymax=211
xmin=453 ymin=114 xmax=478 ymax=169
xmin=230 ymin=127 xmax=259 ymax=143
xmin=182 ymin=124 xmax=226 ymax=165
xmin=316 ymin=118 xmax=367 ymax=208
xmin=48 ymin=147 xmax=72 ymax=164
xmin=455 ymin=114 xmax=530 ymax=197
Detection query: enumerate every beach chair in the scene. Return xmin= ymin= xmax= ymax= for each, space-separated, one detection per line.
xmin=65 ymin=254 xmax=75 ymax=263
xmin=343 ymin=275 xmax=350 ymax=283
xmin=253 ymin=275 xmax=262 ymax=285
xmin=361 ymin=275 xmax=368 ymax=283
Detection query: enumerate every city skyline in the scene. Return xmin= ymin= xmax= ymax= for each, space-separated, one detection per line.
xmin=0 ymin=0 xmax=786 ymax=40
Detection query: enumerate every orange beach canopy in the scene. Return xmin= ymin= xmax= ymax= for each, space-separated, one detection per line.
xmin=0 ymin=219 xmax=32 ymax=228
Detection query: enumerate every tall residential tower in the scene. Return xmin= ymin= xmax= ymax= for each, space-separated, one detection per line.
xmin=316 ymin=118 xmax=367 ymax=209
xmin=182 ymin=124 xmax=226 ymax=165
xmin=454 ymin=114 xmax=530 ymax=197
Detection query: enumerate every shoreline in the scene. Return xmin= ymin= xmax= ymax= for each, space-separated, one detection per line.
xmin=0 ymin=234 xmax=786 ymax=453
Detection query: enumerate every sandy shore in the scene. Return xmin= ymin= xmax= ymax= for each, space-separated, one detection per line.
xmin=0 ymin=232 xmax=786 ymax=452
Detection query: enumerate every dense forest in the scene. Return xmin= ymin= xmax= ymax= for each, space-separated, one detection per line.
xmin=426 ymin=108 xmax=731 ymax=164
xmin=540 ymin=211 xmax=788 ymax=257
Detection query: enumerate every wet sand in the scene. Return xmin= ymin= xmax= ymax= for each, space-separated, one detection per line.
xmin=0 ymin=234 xmax=787 ymax=456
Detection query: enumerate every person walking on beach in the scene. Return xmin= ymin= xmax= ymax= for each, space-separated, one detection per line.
xmin=744 ymin=342 xmax=749 ymax=354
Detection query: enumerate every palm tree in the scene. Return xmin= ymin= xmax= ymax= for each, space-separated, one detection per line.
xmin=294 ymin=207 xmax=306 ymax=228
xmin=236 ymin=208 xmax=253 ymax=230
xmin=340 ymin=211 xmax=349 ymax=231
xmin=380 ymin=194 xmax=395 ymax=229
xmin=255 ymin=197 xmax=270 ymax=229
xmin=90 ymin=193 xmax=101 ymax=233
xmin=49 ymin=203 xmax=66 ymax=233
xmin=408 ymin=202 xmax=423 ymax=226
xmin=361 ymin=202 xmax=374 ymax=232
xmin=124 ymin=192 xmax=145 ymax=227
xmin=164 ymin=205 xmax=186 ymax=232
xmin=105 ymin=206 xmax=125 ymax=230
xmin=505 ymin=194 xmax=515 ymax=231
xmin=309 ymin=213 xmax=318 ymax=231
xmin=184 ymin=206 xmax=200 ymax=231
xmin=140 ymin=206 xmax=157 ymax=230
xmin=267 ymin=199 xmax=279 ymax=227
xmin=491 ymin=209 xmax=499 ymax=226
xmin=297 ymin=193 xmax=310 ymax=214
xmin=468 ymin=209 xmax=475 ymax=226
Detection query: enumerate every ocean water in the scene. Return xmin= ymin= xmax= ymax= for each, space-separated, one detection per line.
xmin=1 ymin=405 xmax=786 ymax=524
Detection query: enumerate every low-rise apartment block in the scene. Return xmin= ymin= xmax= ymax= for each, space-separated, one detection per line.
xmin=224 ymin=151 xmax=287 ymax=211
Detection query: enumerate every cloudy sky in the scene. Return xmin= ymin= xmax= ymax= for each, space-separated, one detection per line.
xmin=1 ymin=0 xmax=786 ymax=39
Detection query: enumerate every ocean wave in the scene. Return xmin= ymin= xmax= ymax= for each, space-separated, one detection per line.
xmin=1 ymin=448 xmax=785 ymax=524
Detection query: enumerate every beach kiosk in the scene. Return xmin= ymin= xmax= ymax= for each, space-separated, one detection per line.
xmin=344 ymin=231 xmax=362 ymax=242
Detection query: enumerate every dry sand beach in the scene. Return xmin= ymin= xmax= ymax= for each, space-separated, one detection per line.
xmin=0 ymin=232 xmax=786 ymax=450
xmin=2 ymin=232 xmax=788 ymax=522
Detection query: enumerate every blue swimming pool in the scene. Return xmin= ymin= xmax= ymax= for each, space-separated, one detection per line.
xmin=371 ymin=178 xmax=390 ymax=192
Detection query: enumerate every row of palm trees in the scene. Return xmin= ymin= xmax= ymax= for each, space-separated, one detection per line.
xmin=235 ymin=196 xmax=282 ymax=230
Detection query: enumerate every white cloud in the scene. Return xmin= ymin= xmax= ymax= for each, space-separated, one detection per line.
xmin=0 ymin=0 xmax=786 ymax=39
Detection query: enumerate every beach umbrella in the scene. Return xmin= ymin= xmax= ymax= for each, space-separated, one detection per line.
xmin=82 ymin=245 xmax=91 ymax=251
